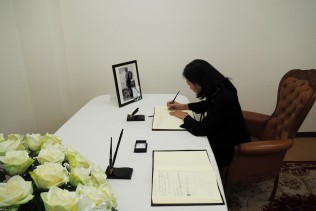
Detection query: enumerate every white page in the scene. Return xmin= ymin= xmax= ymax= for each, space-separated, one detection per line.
xmin=152 ymin=151 xmax=223 ymax=205
xmin=152 ymin=106 xmax=194 ymax=130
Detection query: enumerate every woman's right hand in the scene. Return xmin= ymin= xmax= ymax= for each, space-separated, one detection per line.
xmin=167 ymin=101 xmax=183 ymax=110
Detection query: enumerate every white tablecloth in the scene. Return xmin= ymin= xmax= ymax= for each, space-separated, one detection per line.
xmin=55 ymin=94 xmax=228 ymax=211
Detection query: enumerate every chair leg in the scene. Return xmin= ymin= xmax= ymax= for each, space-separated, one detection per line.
xmin=269 ymin=174 xmax=279 ymax=201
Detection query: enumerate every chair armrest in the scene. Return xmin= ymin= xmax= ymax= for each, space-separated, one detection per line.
xmin=242 ymin=111 xmax=270 ymax=139
xmin=226 ymin=139 xmax=293 ymax=185
xmin=238 ymin=139 xmax=293 ymax=155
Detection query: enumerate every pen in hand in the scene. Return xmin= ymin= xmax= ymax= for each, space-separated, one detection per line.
xmin=171 ymin=91 xmax=180 ymax=104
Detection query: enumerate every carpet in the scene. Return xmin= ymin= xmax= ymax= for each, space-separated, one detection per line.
xmin=227 ymin=161 xmax=316 ymax=211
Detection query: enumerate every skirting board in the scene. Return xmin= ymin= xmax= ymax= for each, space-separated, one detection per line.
xmin=296 ymin=132 xmax=316 ymax=137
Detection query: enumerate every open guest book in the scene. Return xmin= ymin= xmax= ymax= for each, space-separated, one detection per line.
xmin=151 ymin=150 xmax=224 ymax=206
xmin=152 ymin=106 xmax=194 ymax=131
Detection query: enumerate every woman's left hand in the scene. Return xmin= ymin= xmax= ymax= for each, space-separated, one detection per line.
xmin=169 ymin=110 xmax=188 ymax=120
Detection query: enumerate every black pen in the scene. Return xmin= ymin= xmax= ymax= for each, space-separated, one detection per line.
xmin=112 ymin=129 xmax=124 ymax=166
xmin=171 ymin=91 xmax=180 ymax=104
xmin=131 ymin=108 xmax=139 ymax=116
xmin=109 ymin=137 xmax=113 ymax=167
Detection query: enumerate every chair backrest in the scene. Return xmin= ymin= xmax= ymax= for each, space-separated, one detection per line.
xmin=262 ymin=69 xmax=316 ymax=140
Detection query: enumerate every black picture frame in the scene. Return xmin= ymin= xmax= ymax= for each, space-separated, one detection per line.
xmin=112 ymin=60 xmax=142 ymax=107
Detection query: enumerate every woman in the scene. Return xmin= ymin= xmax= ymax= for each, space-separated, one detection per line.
xmin=168 ymin=59 xmax=250 ymax=169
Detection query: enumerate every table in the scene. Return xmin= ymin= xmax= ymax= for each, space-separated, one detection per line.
xmin=55 ymin=94 xmax=228 ymax=211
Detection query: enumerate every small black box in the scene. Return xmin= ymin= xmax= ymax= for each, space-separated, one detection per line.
xmin=134 ymin=140 xmax=147 ymax=153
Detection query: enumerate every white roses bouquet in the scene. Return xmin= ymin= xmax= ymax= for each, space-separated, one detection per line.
xmin=0 ymin=133 xmax=118 ymax=211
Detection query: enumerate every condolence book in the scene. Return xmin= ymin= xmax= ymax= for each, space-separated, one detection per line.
xmin=152 ymin=106 xmax=194 ymax=131
xmin=151 ymin=150 xmax=224 ymax=206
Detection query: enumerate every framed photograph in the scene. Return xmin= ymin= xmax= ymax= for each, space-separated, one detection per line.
xmin=112 ymin=60 xmax=142 ymax=107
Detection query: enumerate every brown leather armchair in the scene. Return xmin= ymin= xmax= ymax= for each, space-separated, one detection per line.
xmin=225 ymin=69 xmax=316 ymax=201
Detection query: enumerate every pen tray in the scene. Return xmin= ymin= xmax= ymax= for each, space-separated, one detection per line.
xmin=127 ymin=115 xmax=145 ymax=121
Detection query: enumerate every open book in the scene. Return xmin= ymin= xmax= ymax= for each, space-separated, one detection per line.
xmin=152 ymin=106 xmax=194 ymax=131
xmin=151 ymin=150 xmax=224 ymax=206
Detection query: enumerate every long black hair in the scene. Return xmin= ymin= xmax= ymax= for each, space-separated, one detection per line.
xmin=183 ymin=59 xmax=229 ymax=99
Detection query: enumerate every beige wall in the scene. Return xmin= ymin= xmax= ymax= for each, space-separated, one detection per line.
xmin=1 ymin=0 xmax=316 ymax=136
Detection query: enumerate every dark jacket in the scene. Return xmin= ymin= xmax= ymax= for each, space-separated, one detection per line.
xmin=181 ymin=80 xmax=250 ymax=167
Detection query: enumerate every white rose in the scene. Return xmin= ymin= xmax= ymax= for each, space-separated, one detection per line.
xmin=41 ymin=133 xmax=62 ymax=146
xmin=69 ymin=167 xmax=91 ymax=186
xmin=65 ymin=147 xmax=90 ymax=169
xmin=7 ymin=134 xmax=25 ymax=142
xmin=25 ymin=133 xmax=43 ymax=151
xmin=0 ymin=150 xmax=34 ymax=176
xmin=76 ymin=184 xmax=108 ymax=208
xmin=0 ymin=140 xmax=25 ymax=156
xmin=90 ymin=165 xmax=107 ymax=187
xmin=41 ymin=186 xmax=79 ymax=211
xmin=30 ymin=162 xmax=69 ymax=189
xmin=0 ymin=133 xmax=5 ymax=143
xmin=0 ymin=175 xmax=34 ymax=207
xmin=37 ymin=146 xmax=65 ymax=164
xmin=41 ymin=142 xmax=65 ymax=152
xmin=99 ymin=182 xmax=118 ymax=208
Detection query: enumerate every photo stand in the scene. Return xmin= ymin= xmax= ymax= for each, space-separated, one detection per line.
xmin=112 ymin=60 xmax=142 ymax=107
xmin=105 ymin=129 xmax=133 ymax=179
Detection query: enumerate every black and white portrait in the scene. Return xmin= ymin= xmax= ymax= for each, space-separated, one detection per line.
xmin=112 ymin=60 xmax=142 ymax=107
